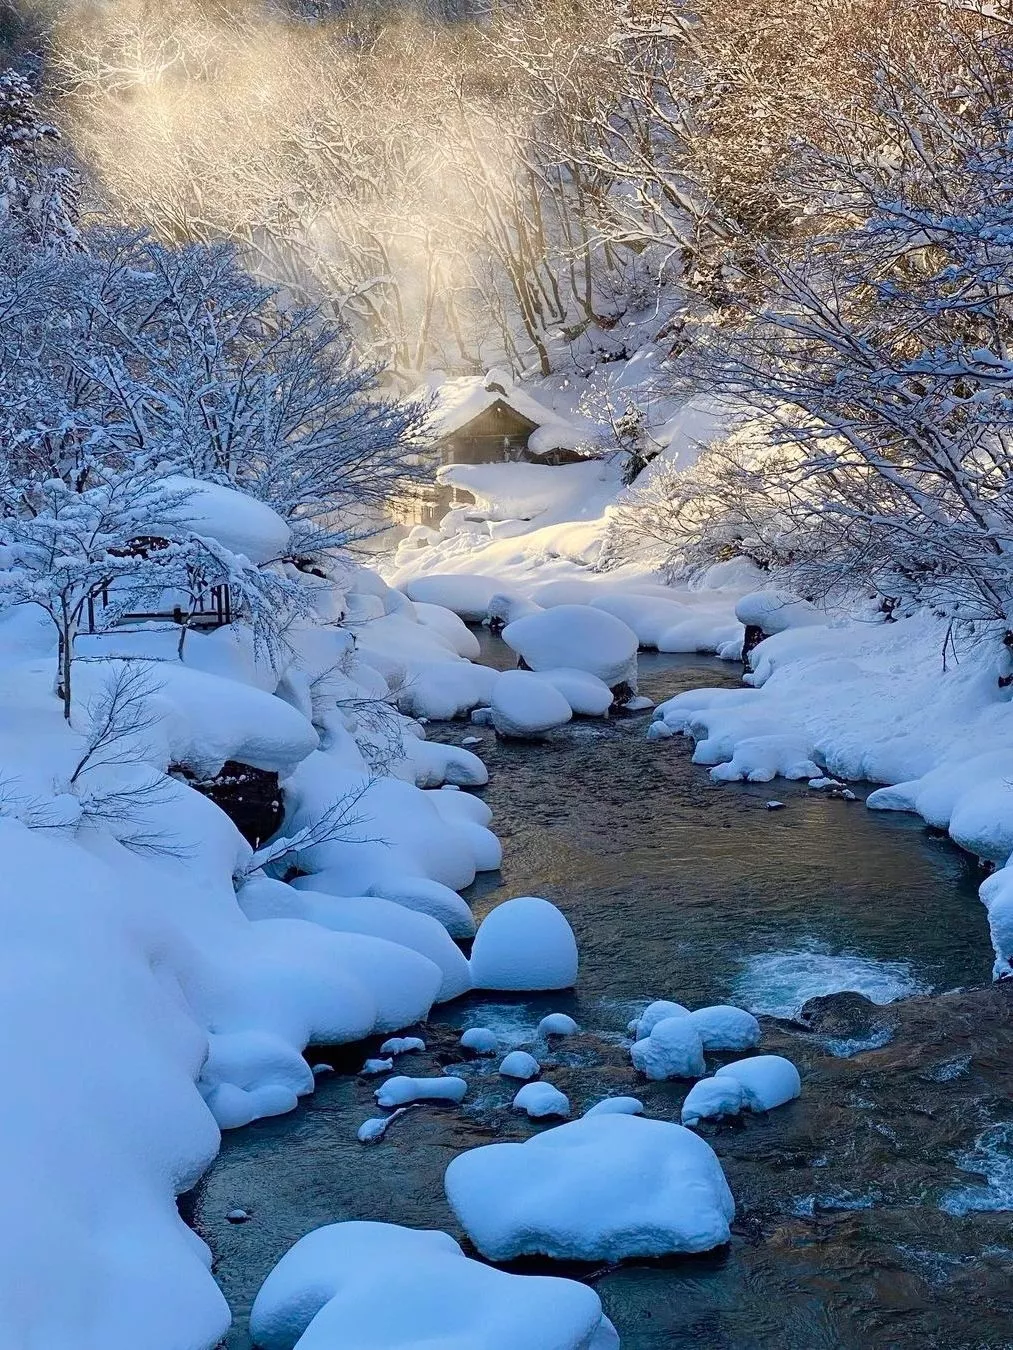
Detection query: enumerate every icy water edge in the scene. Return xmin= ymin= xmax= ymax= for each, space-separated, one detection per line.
xmin=186 ymin=642 xmax=1013 ymax=1349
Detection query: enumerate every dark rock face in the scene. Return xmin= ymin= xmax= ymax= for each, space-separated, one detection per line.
xmin=178 ymin=760 xmax=283 ymax=848
xmin=798 ymin=991 xmax=899 ymax=1045
xmin=741 ymin=622 xmax=766 ymax=665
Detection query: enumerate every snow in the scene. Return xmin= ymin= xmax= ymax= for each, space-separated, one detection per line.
xmin=537 ymin=1013 xmax=580 ymax=1037
xmin=283 ymin=760 xmax=498 ymax=927
xmin=444 ymin=1114 xmax=735 ymax=1261
xmin=238 ymin=879 xmax=472 ymax=1003
xmin=362 ymin=1058 xmax=394 ymax=1075
xmin=412 ymin=600 xmax=482 ymax=659
xmin=499 ymin=1051 xmax=542 ymax=1080
xmin=248 ymin=1221 xmax=618 ymax=1350
xmin=708 ymin=735 xmax=821 ymax=784
xmin=460 ymin=1027 xmax=499 ymax=1054
xmin=503 ymin=605 xmax=639 ymax=690
xmin=374 ymin=1075 xmax=468 ymax=1108
xmin=627 ymin=1000 xmax=690 ymax=1039
xmin=714 ymin=1055 xmax=802 ymax=1111
xmin=379 ymin=1036 xmax=427 ymax=1056
xmin=156 ymin=475 xmax=292 ymax=565
xmin=630 ymin=1016 xmax=706 ymax=1081
xmin=680 ymin=1077 xmax=747 ymax=1127
xmin=535 ymin=667 xmax=614 ymax=716
xmin=590 ymin=593 xmax=691 ymax=648
xmin=735 ymin=589 xmax=823 ymax=635
xmin=401 ymin=573 xmax=506 ymax=622
xmin=470 ymin=897 xmax=579 ymax=991
xmin=687 ymin=1006 xmax=762 ymax=1051
xmin=490 ymin=669 xmax=573 ymax=738
xmin=583 ymin=1096 xmax=645 ymax=1117
xmin=513 ymin=1082 xmax=571 ymax=1118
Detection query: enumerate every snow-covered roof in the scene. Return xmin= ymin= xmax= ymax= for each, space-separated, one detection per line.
xmin=417 ymin=370 xmax=601 ymax=456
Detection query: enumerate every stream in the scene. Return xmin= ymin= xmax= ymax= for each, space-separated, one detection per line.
xmin=188 ymin=640 xmax=1013 ymax=1349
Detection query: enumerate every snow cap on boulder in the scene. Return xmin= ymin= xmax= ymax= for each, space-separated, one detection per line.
xmin=491 ymin=670 xmax=573 ymax=739
xmin=445 ymin=1113 xmax=735 ymax=1262
xmin=249 ymin=1221 xmax=618 ymax=1350
xmin=502 ymin=604 xmax=638 ymax=691
xmin=471 ymin=897 xmax=579 ymax=991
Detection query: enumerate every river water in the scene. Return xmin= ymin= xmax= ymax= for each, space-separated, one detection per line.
xmin=187 ymin=641 xmax=1012 ymax=1349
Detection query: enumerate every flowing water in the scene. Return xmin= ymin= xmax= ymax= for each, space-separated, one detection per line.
xmin=187 ymin=639 xmax=1013 ymax=1349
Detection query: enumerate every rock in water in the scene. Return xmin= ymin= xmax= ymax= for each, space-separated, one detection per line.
xmin=798 ymin=991 xmax=898 ymax=1046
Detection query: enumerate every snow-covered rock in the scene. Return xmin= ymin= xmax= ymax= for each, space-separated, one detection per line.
xmin=735 ymin=590 xmax=824 ymax=636
xmin=374 ymin=1075 xmax=468 ymax=1108
xmin=627 ymin=1000 xmax=690 ymax=1039
xmin=248 ymin=1222 xmax=619 ymax=1350
xmin=361 ymin=1058 xmax=394 ymax=1076
xmin=630 ymin=1016 xmax=706 ymax=1081
xmin=460 ymin=1027 xmax=499 ymax=1055
xmin=499 ymin=1050 xmax=541 ymax=1081
xmin=687 ymin=1006 xmax=761 ymax=1052
xmin=379 ymin=1036 xmax=426 ymax=1056
xmin=538 ymin=1013 xmax=580 ymax=1037
xmin=445 ymin=1114 xmax=735 ymax=1261
xmin=583 ymin=1096 xmax=645 ymax=1117
xmin=401 ymin=574 xmax=506 ymax=623
xmin=470 ymin=897 xmax=579 ymax=991
xmin=536 ymin=668 xmax=614 ymax=717
xmin=237 ymin=879 xmax=472 ymax=1003
xmin=159 ymin=475 xmax=292 ymax=565
xmin=490 ymin=669 xmax=573 ymax=739
xmin=708 ymin=734 xmax=821 ymax=784
xmin=502 ymin=605 xmax=639 ymax=691
xmin=680 ymin=1077 xmax=747 ymax=1127
xmin=590 ymin=593 xmax=691 ymax=648
xmin=412 ymin=601 xmax=482 ymax=659
xmin=513 ymin=1082 xmax=571 ymax=1119
xmin=714 ymin=1055 xmax=801 ymax=1111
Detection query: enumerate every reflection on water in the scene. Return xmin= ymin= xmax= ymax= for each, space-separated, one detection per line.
xmin=188 ymin=644 xmax=1002 ymax=1350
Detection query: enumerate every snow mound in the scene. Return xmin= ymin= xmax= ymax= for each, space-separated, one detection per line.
xmin=412 ymin=601 xmax=482 ymax=659
xmin=714 ymin=1055 xmax=801 ymax=1111
xmin=627 ymin=1000 xmax=690 ymax=1039
xmin=460 ymin=1027 xmax=498 ymax=1055
xmin=735 ymin=590 xmax=824 ymax=635
xmin=590 ymin=593 xmax=691 ymax=648
xmin=631 ymin=1016 xmax=706 ymax=1081
xmin=237 ymin=879 xmax=472 ymax=1003
xmin=681 ymin=1077 xmax=747 ymax=1127
xmin=538 ymin=1013 xmax=580 ymax=1037
xmin=374 ymin=1075 xmax=468 ymax=1108
xmin=159 ymin=475 xmax=291 ymax=565
xmin=471 ymin=897 xmax=579 ymax=991
xmin=536 ymin=668 xmax=614 ymax=717
xmin=379 ymin=1037 xmax=426 ymax=1056
xmin=687 ymin=1006 xmax=761 ymax=1052
xmin=499 ymin=1050 xmax=541 ymax=1081
xmin=583 ymin=1097 xmax=644 ymax=1117
xmin=513 ymin=1082 xmax=571 ymax=1118
xmin=491 ymin=669 xmax=573 ymax=738
xmin=249 ymin=1221 xmax=618 ymax=1350
xmin=401 ymin=574 xmax=506 ymax=623
xmin=708 ymin=734 xmax=820 ymax=783
xmin=502 ymin=605 xmax=638 ymax=690
xmin=445 ymin=1114 xmax=735 ymax=1261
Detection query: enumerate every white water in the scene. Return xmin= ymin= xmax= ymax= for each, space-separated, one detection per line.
xmin=732 ymin=945 xmax=931 ymax=1020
